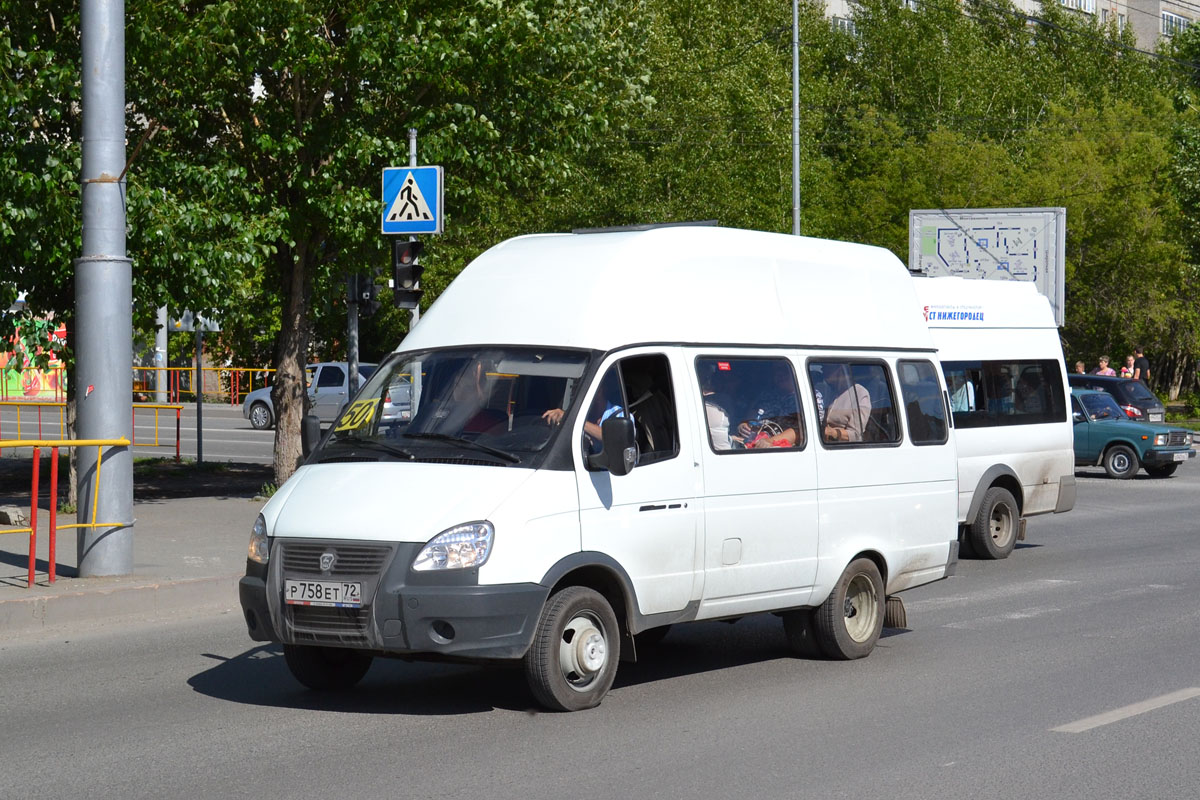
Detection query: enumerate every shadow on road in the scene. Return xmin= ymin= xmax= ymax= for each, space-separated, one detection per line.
xmin=189 ymin=615 xmax=911 ymax=716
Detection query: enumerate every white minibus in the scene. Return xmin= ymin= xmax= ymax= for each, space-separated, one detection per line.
xmin=913 ymin=276 xmax=1075 ymax=559
xmin=240 ymin=226 xmax=960 ymax=711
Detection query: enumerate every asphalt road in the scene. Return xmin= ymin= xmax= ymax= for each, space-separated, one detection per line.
xmin=2 ymin=465 xmax=1198 ymax=799
xmin=1 ymin=403 xmax=275 ymax=464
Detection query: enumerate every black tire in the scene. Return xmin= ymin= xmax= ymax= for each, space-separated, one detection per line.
xmin=524 ymin=587 xmax=620 ymax=712
xmin=1103 ymin=444 xmax=1139 ymax=479
xmin=1145 ymin=463 xmax=1178 ymax=478
xmin=782 ymin=609 xmax=824 ymax=658
xmin=968 ymin=486 xmax=1020 ymax=560
xmin=249 ymin=401 xmax=273 ymax=430
xmin=283 ymin=644 xmax=373 ymax=690
xmin=813 ymin=558 xmax=885 ymax=660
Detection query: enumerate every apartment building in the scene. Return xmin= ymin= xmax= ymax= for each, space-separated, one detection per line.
xmin=824 ymin=0 xmax=1195 ymax=52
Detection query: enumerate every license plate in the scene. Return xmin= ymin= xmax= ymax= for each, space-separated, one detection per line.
xmin=1149 ymin=413 xmax=1164 ymax=422
xmin=1173 ymin=452 xmax=1188 ymax=462
xmin=284 ymin=579 xmax=362 ymax=608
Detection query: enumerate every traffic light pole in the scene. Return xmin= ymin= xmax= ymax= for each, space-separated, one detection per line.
xmin=408 ymin=129 xmax=420 ymax=329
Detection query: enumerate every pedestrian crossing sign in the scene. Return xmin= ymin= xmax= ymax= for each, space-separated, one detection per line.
xmin=381 ymin=166 xmax=443 ymax=234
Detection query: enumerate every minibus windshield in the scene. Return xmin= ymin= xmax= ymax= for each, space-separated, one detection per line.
xmin=323 ymin=346 xmax=591 ymax=465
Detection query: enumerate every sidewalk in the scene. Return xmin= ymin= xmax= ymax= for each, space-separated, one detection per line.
xmin=0 ymin=460 xmax=269 ymax=635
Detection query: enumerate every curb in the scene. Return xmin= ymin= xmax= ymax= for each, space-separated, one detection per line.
xmin=0 ymin=574 xmax=241 ymax=635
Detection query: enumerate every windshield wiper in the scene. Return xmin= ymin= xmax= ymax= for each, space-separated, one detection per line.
xmin=402 ymin=432 xmax=521 ymax=463
xmin=329 ymin=434 xmax=416 ymax=461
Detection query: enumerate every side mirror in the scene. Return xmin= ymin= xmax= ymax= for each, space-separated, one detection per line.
xmin=1072 ymin=411 xmax=1085 ymax=424
xmin=586 ymin=416 xmax=637 ymax=476
xmin=301 ymin=413 xmax=322 ymax=457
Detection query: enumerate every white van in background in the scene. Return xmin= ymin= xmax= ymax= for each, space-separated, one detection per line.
xmin=240 ymin=226 xmax=960 ymax=711
xmin=914 ymin=276 xmax=1075 ymax=559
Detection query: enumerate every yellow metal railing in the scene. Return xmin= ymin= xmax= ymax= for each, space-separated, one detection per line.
xmin=0 ymin=366 xmax=275 ymax=405
xmin=133 ymin=366 xmax=274 ymax=405
xmin=0 ymin=401 xmax=183 ymax=460
xmin=0 ymin=437 xmax=131 ymax=587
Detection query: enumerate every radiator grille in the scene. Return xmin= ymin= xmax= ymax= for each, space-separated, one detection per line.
xmin=280 ymin=542 xmax=391 ymax=575
xmin=1168 ymin=431 xmax=1189 ymax=447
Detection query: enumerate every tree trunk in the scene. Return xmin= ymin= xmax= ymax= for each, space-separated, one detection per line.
xmin=271 ymin=239 xmax=313 ymax=486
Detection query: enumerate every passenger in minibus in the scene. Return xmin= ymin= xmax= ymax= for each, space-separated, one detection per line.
xmin=823 ymin=366 xmax=871 ymax=443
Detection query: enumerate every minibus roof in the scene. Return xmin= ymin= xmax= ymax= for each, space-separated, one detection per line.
xmin=401 ymin=226 xmax=934 ymax=353
xmin=912 ymin=275 xmax=1057 ymax=329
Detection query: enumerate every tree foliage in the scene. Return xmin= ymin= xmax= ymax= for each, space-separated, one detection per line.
xmin=4 ymin=0 xmax=1200 ymax=480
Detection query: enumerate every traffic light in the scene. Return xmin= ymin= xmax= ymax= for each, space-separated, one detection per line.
xmin=346 ymin=272 xmax=382 ymax=317
xmin=393 ymin=239 xmax=425 ymax=309
xmin=360 ymin=277 xmax=381 ymax=317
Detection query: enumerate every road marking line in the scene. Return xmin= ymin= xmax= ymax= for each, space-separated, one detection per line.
xmin=1052 ymin=688 xmax=1200 ymax=733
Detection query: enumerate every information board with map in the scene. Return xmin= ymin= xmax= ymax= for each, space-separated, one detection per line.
xmin=908 ymin=207 xmax=1065 ymax=325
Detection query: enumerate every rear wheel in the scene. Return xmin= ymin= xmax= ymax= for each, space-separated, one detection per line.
xmin=1103 ymin=444 xmax=1139 ymax=479
xmin=968 ymin=487 xmax=1019 ymax=560
xmin=249 ymin=401 xmax=273 ymax=430
xmin=813 ymin=558 xmax=884 ymax=660
xmin=524 ymin=587 xmax=620 ymax=712
xmin=283 ymin=644 xmax=373 ymax=690
xmin=1145 ymin=463 xmax=1178 ymax=478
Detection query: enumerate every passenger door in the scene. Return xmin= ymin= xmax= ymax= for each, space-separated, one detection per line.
xmin=309 ymin=365 xmax=348 ymax=423
xmin=1071 ymin=396 xmax=1094 ymax=462
xmin=692 ymin=354 xmax=819 ymax=617
xmin=576 ymin=351 xmax=702 ymax=617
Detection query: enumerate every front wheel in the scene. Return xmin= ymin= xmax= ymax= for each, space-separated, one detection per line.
xmin=1145 ymin=463 xmax=1178 ymax=478
xmin=1103 ymin=444 xmax=1139 ymax=479
xmin=968 ymin=486 xmax=1019 ymax=560
xmin=283 ymin=644 xmax=373 ymax=690
xmin=813 ymin=558 xmax=884 ymax=660
xmin=249 ymin=401 xmax=273 ymax=430
xmin=524 ymin=587 xmax=620 ymax=712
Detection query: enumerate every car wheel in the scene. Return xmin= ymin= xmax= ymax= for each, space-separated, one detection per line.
xmin=283 ymin=644 xmax=373 ymax=690
xmin=524 ymin=586 xmax=620 ymax=712
xmin=813 ymin=558 xmax=884 ymax=660
xmin=968 ymin=486 xmax=1019 ymax=560
xmin=1103 ymin=444 xmax=1139 ymax=479
xmin=1145 ymin=463 xmax=1178 ymax=478
xmin=249 ymin=401 xmax=273 ymax=430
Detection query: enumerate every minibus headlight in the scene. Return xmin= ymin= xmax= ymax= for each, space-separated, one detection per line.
xmin=413 ymin=522 xmax=494 ymax=571
xmin=248 ymin=514 xmax=270 ymax=564
xmin=1154 ymin=433 xmax=1169 ymax=446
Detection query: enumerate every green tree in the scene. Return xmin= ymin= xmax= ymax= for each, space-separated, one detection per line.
xmin=128 ymin=0 xmax=652 ymax=482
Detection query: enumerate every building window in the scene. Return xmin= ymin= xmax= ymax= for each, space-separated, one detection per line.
xmin=831 ymin=16 xmax=857 ymax=35
xmin=1060 ymin=0 xmax=1096 ymax=14
xmin=1163 ymin=12 xmax=1191 ymax=35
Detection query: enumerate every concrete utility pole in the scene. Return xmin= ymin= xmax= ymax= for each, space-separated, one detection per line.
xmin=792 ymin=0 xmax=801 ymax=236
xmin=76 ymin=0 xmax=134 ymax=576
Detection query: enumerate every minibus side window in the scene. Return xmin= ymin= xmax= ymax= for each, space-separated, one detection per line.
xmin=808 ymin=360 xmax=900 ymax=445
xmin=898 ymin=360 xmax=949 ymax=445
xmin=695 ymin=356 xmax=805 ymax=452
xmin=942 ymin=360 xmax=1066 ymax=428
xmin=584 ymin=354 xmax=680 ymax=467
xmin=621 ymin=354 xmax=680 ymax=466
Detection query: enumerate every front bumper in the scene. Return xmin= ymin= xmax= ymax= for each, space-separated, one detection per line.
xmin=1142 ymin=448 xmax=1196 ymax=465
xmin=239 ymin=539 xmax=548 ymax=661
